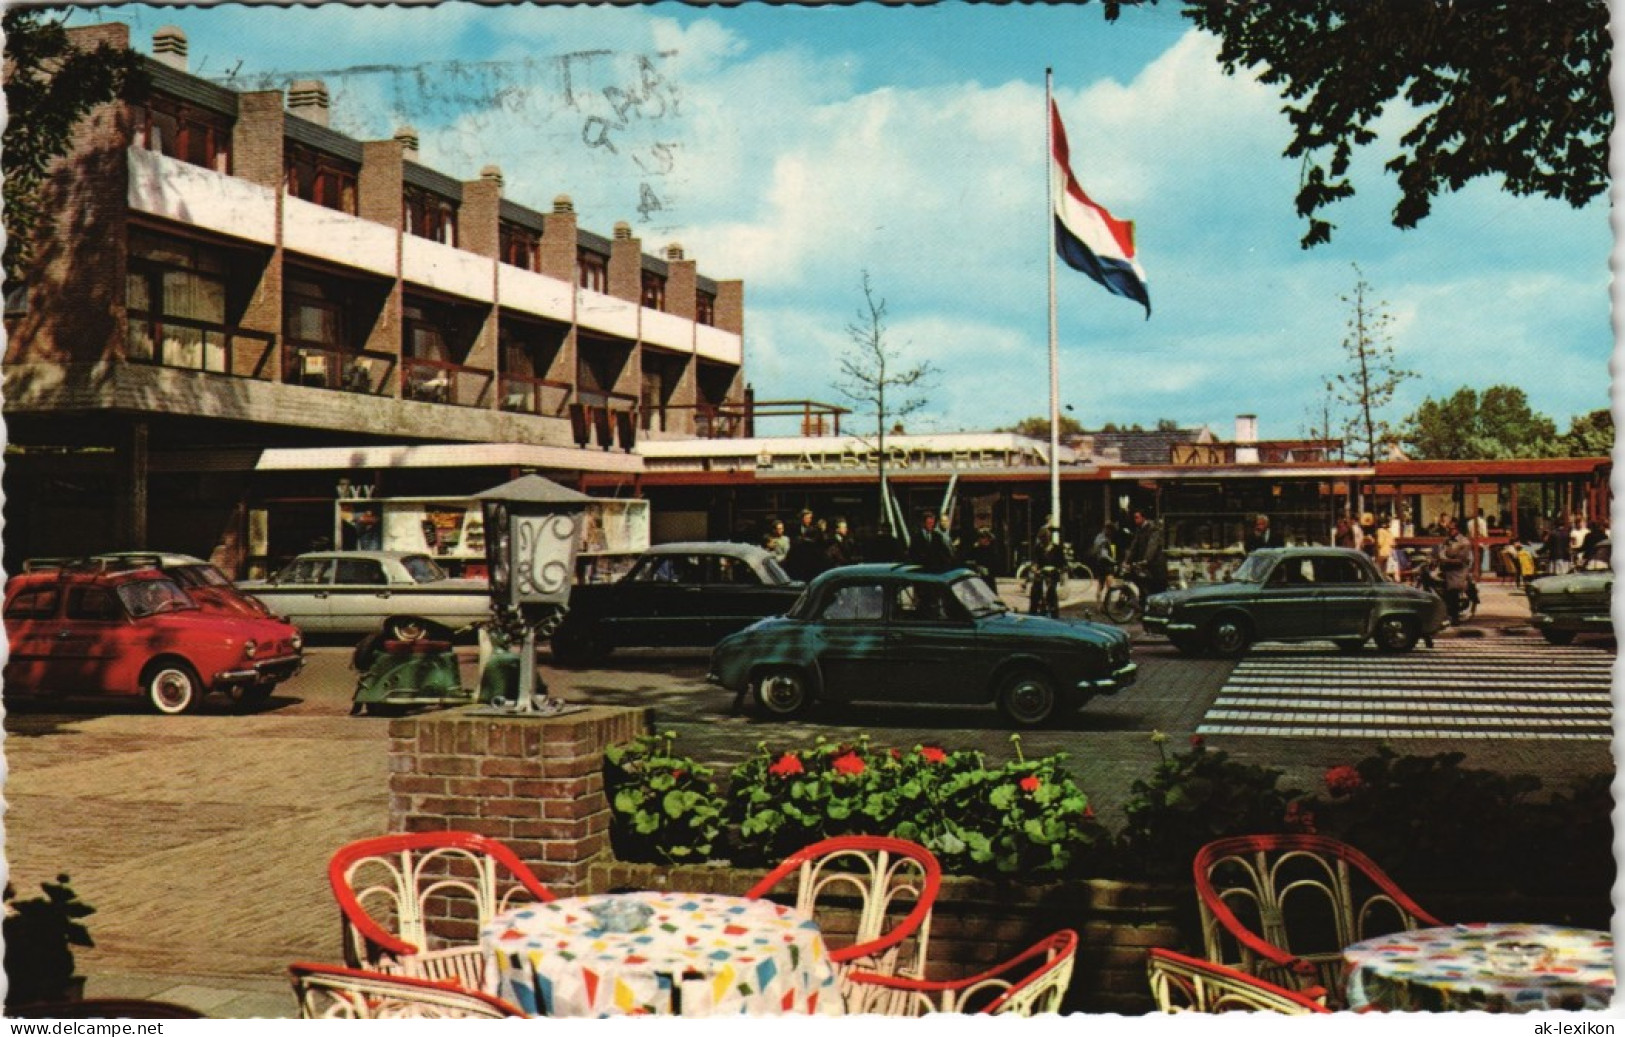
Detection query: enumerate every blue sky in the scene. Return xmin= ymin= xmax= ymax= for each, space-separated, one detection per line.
xmin=70 ymin=2 xmax=1615 ymax=443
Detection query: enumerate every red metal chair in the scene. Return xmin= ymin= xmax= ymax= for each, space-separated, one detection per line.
xmin=1147 ymin=947 xmax=1331 ymax=1014
xmin=1193 ymin=833 xmax=1443 ymax=1004
xmin=289 ymin=962 xmax=525 ymax=1019
xmin=327 ymin=831 xmax=556 ymax=991
xmin=846 ymin=929 xmax=1077 ymax=1016
xmin=745 ymin=835 xmax=942 ymax=1011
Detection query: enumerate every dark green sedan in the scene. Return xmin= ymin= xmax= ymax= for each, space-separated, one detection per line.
xmin=1141 ymin=547 xmax=1447 ymax=657
xmin=1526 ymin=540 xmax=1612 ymax=645
xmin=707 ymin=564 xmax=1136 ymax=726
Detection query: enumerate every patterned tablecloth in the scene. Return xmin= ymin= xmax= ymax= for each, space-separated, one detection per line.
xmin=1344 ymin=923 xmax=1614 ymax=1012
xmin=481 ymin=891 xmax=842 ymax=1017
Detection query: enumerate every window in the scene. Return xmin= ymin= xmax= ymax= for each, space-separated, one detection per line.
xmin=5 ymin=586 xmax=59 ymax=620
xmin=67 ymin=586 xmax=122 ymax=621
xmin=284 ymin=277 xmax=349 ymax=350
xmin=277 ymin=558 xmax=333 ymax=585
xmin=1312 ymin=557 xmax=1367 ymax=584
xmin=403 ymin=185 xmax=457 ymax=245
xmin=717 ymin=557 xmax=760 ymax=586
xmin=892 ymin=583 xmax=951 ymax=623
xmin=817 ymin=583 xmax=885 ymax=622
xmin=696 ymin=291 xmax=715 ymax=326
xmin=127 ymin=233 xmax=231 ymax=371
xmin=500 ymin=223 xmax=541 ymax=271
xmin=334 ymin=559 xmax=387 ymax=585
xmin=577 ymin=250 xmax=608 ymax=293
xmin=132 ymin=96 xmax=231 ymax=173
xmin=401 ymin=556 xmax=449 ymax=583
xmin=641 ymin=271 xmax=666 ymax=311
xmin=116 ymin=579 xmax=194 ymax=618
xmin=285 ymin=143 xmax=357 ymax=214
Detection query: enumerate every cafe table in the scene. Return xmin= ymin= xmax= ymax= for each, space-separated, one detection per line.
xmin=481 ymin=890 xmax=843 ymax=1017
xmin=1343 ymin=923 xmax=1614 ymax=1012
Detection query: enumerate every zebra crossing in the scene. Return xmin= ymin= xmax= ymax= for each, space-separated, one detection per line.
xmin=1197 ymin=635 xmax=1614 ymax=740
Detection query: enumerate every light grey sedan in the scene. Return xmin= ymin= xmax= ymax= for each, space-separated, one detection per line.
xmin=240 ymin=550 xmax=490 ymax=639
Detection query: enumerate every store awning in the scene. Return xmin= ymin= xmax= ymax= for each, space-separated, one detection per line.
xmin=254 ymin=442 xmax=646 ymax=474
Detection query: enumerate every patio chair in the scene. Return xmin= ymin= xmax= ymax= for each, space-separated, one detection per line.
xmin=845 ymin=928 xmax=1077 ymax=1016
xmin=1146 ymin=947 xmax=1331 ymax=1014
xmin=1193 ymin=833 xmax=1443 ymax=1004
xmin=289 ymin=962 xmax=525 ymax=1019
xmin=745 ymin=835 xmax=942 ymax=1011
xmin=327 ymin=830 xmax=556 ymax=990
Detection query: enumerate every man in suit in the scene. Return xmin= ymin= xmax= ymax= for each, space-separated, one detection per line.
xmin=1243 ymin=514 xmax=1277 ymax=553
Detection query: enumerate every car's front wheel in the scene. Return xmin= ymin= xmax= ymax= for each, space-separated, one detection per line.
xmin=1374 ymin=615 xmax=1419 ymax=653
xmin=754 ymin=667 xmax=811 ymax=717
xmin=997 ymin=668 xmax=1058 ymax=727
xmin=144 ymin=660 xmax=202 ymax=715
xmin=1207 ymin=614 xmax=1253 ymax=658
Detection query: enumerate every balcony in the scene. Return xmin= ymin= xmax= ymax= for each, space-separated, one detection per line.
xmin=499 ymin=373 xmax=572 ymax=417
xmin=127 ymin=147 xmax=277 ymax=245
xmin=695 ymin=323 xmax=742 ymax=365
xmin=569 ymin=390 xmax=638 ymax=451
xmin=402 ymin=235 xmax=495 ymax=303
xmin=283 ymin=195 xmax=398 ymax=278
xmin=126 ymin=311 xmax=276 ymax=378
xmin=498 ymin=265 xmax=573 ymax=324
xmin=401 ymin=355 xmax=493 ymax=408
xmin=575 ymin=289 xmax=639 ymax=340
xmin=640 ymin=308 xmax=693 ymax=352
xmin=284 ymin=342 xmax=397 ymax=396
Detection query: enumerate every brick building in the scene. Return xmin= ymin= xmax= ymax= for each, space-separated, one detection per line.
xmin=3 ymin=23 xmax=747 ymax=576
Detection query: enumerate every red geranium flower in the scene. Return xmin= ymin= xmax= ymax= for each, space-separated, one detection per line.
xmin=1189 ymin=735 xmax=1206 ymax=749
xmin=768 ymin=753 xmax=805 ymax=777
xmin=919 ymin=746 xmax=948 ymax=764
xmin=1284 ymin=800 xmax=1317 ymax=833
xmin=832 ymin=752 xmax=866 ymax=776
xmin=1324 ymin=764 xmax=1363 ymax=797
xmin=1019 ymin=775 xmax=1042 ymax=793
xmin=890 ymin=748 xmax=903 ymax=760
xmin=1083 ymin=805 xmax=1096 ymax=820
xmin=671 ymin=769 xmax=686 ymax=779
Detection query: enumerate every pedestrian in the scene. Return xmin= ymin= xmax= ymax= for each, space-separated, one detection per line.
xmin=1375 ymin=513 xmax=1397 ymax=580
xmin=1125 ymin=507 xmax=1169 ymax=596
xmin=1027 ymin=524 xmax=1065 ymax=617
xmin=1244 ymin=514 xmax=1277 ymax=553
xmin=824 ymin=517 xmax=858 ymax=569
xmin=762 ymin=518 xmax=790 ymax=563
xmin=1333 ymin=515 xmax=1358 ymax=550
xmin=1432 ymin=517 xmax=1474 ymax=622
xmin=1580 ymin=520 xmax=1606 ymax=564
xmin=1089 ymin=521 xmax=1119 ymax=603
xmin=784 ymin=508 xmax=824 ymax=580
xmin=1546 ymin=518 xmax=1572 ymax=575
xmin=908 ymin=509 xmax=956 ymax=570
xmin=1469 ymin=507 xmax=1490 ymax=573
xmin=967 ymin=527 xmax=1000 ymax=592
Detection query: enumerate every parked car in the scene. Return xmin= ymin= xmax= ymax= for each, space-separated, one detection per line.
xmin=239 ymin=550 xmax=490 ymax=639
xmin=25 ymin=552 xmax=273 ymax=618
xmin=707 ymin=563 xmax=1136 ymax=726
xmin=1141 ymin=546 xmax=1447 ymax=656
xmin=1525 ymin=539 xmax=1612 ymax=645
xmin=550 ymin=542 xmax=802 ymax=665
xmin=3 ymin=562 xmax=303 ymax=714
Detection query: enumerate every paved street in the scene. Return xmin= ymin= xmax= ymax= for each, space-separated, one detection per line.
xmin=2 ymin=579 xmax=1613 ymax=1016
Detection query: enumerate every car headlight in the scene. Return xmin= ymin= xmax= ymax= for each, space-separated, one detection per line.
xmin=291 ymin=633 xmax=303 ymax=651
xmin=243 ymin=639 xmax=258 ymax=659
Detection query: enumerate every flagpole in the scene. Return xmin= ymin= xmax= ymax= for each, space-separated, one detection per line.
xmin=1045 ymin=68 xmax=1061 ymax=536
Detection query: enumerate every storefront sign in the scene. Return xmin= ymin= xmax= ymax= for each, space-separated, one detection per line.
xmin=758 ymin=445 xmax=1026 ymax=472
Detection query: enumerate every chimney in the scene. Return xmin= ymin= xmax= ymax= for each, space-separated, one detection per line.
xmin=393 ymin=125 xmax=420 ymax=160
xmin=553 ymin=195 xmax=575 ymax=214
xmin=613 ymin=221 xmax=633 ymax=241
xmin=152 ymin=26 xmax=188 ymax=71
xmin=479 ymin=164 xmax=504 ymax=188
xmin=1235 ymin=414 xmax=1259 ymax=464
xmin=665 ymin=243 xmax=685 ymax=261
xmin=287 ymin=80 xmax=330 ymax=127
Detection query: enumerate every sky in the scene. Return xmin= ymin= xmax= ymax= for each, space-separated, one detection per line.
xmin=65 ymin=2 xmax=1617 ymax=444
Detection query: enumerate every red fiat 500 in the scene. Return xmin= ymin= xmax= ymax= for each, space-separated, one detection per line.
xmin=3 ymin=564 xmax=304 ymax=714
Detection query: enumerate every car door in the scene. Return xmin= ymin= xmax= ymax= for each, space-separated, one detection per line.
xmin=46 ymin=581 xmax=130 ymax=693
xmin=1254 ymin=556 xmax=1323 ymax=641
xmin=3 ymin=581 xmax=63 ymax=693
xmin=705 ymin=555 xmax=789 ymax=641
xmin=805 ymin=580 xmax=888 ymax=700
xmin=609 ymin=553 xmax=707 ymax=647
xmin=266 ymin=556 xmax=337 ymax=632
xmin=882 ymin=580 xmax=982 ymax=705
xmin=332 ymin=556 xmax=393 ymax=632
xmin=1312 ymin=555 xmax=1377 ymax=638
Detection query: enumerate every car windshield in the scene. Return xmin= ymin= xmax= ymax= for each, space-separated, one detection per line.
xmin=117 ymin=578 xmax=197 ymax=618
xmin=171 ymin=565 xmax=231 ymax=588
xmin=1230 ymin=554 xmax=1273 ymax=583
xmin=401 ymin=555 xmax=450 ymax=583
xmin=950 ymin=576 xmax=1006 ymax=617
xmin=761 ymin=557 xmax=792 ymax=585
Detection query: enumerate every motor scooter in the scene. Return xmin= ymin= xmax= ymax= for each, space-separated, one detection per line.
xmin=349 ymin=612 xmax=566 ymax=716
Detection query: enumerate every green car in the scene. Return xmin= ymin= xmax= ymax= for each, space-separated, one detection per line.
xmin=1141 ymin=547 xmax=1447 ymax=657
xmin=707 ymin=563 xmax=1135 ymax=727
xmin=1526 ymin=541 xmax=1612 ymax=645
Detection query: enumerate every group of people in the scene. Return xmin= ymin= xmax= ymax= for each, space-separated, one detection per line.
xmin=1027 ymin=508 xmax=1169 ymax=617
xmin=758 ymin=507 xmax=964 ymax=581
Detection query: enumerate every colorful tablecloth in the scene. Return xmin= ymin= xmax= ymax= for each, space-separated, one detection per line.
xmin=481 ymin=891 xmax=842 ymax=1017
xmin=1344 ymin=923 xmax=1614 ymax=1012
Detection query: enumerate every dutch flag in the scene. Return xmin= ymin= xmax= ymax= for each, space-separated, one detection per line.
xmin=1051 ymin=100 xmax=1150 ymax=317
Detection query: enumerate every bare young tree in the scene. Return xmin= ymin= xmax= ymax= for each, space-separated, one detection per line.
xmin=833 ymin=272 xmax=939 ymax=530
xmin=1331 ymin=265 xmax=1415 ymax=464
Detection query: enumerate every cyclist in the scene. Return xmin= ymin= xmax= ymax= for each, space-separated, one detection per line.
xmin=1027 ymin=524 xmax=1065 ymax=618
xmin=1125 ymin=508 xmax=1169 ymax=597
xmin=1088 ymin=521 xmax=1119 ymax=603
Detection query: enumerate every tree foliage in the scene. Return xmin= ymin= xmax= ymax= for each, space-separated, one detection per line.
xmin=1400 ymin=385 xmax=1562 ymax=459
xmin=1004 ymin=415 xmax=1084 ymax=440
xmin=1561 ymin=407 xmax=1614 ymax=457
xmin=3 ymin=9 xmax=147 ymax=283
xmin=1101 ymin=1 xmax=1612 ymax=247
xmin=1329 ymin=266 xmax=1414 ymax=463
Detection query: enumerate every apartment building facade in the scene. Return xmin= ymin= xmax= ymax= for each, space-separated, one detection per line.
xmin=3 ymin=23 xmax=747 ymax=576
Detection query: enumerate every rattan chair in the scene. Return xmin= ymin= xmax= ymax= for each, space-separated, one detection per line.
xmin=745 ymin=835 xmax=942 ymax=1011
xmin=328 ymin=830 xmax=556 ymax=990
xmin=1147 ymin=947 xmax=1331 ymax=1014
xmin=846 ymin=929 xmax=1077 ymax=1016
xmin=289 ymin=961 xmax=525 ymax=1019
xmin=1193 ymin=833 xmax=1442 ymax=1003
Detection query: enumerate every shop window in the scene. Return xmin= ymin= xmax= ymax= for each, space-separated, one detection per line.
xmin=285 ymin=143 xmax=358 ymax=214
xmin=403 ymin=185 xmax=457 ymax=245
xmin=577 ymin=250 xmax=608 ymax=293
xmin=132 ymin=95 xmax=231 ymax=173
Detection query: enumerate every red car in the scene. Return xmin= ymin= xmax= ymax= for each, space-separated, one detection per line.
xmin=3 ymin=563 xmax=304 ymax=715
xmin=24 ymin=552 xmax=274 ymax=619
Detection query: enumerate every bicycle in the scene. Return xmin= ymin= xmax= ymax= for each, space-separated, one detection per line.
xmin=1015 ymin=543 xmax=1097 ymax=601
xmin=1102 ymin=563 xmax=1146 ymax=624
